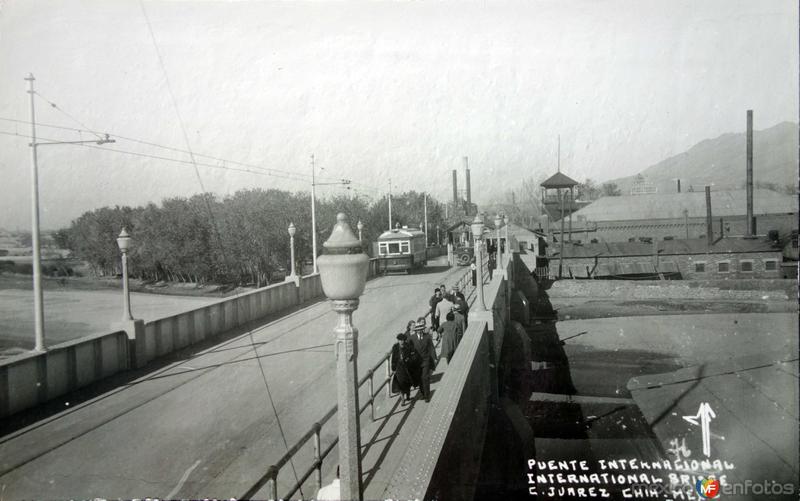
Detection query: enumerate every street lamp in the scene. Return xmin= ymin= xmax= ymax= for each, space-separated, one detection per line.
xmin=471 ymin=214 xmax=488 ymax=311
xmin=317 ymin=213 xmax=369 ymax=501
xmin=287 ymin=222 xmax=298 ymax=283
xmin=503 ymin=213 xmax=509 ymax=263
xmin=357 ymin=220 xmax=364 ymax=242
xmin=116 ymin=228 xmax=134 ymax=321
xmin=494 ymin=214 xmax=503 ymax=270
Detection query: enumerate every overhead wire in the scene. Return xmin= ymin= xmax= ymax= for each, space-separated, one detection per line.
xmin=137 ymin=0 xmax=304 ymax=495
xmin=0 ymin=116 xmax=349 ymax=185
xmin=0 ymin=130 xmax=305 ymax=182
xmin=32 ymin=90 xmax=106 ymax=142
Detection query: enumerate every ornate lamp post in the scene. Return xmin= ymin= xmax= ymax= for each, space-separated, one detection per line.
xmin=471 ymin=214 xmax=488 ymax=311
xmin=287 ymin=223 xmax=298 ymax=283
xmin=503 ymin=213 xmax=509 ymax=262
xmin=357 ymin=220 xmax=364 ymax=242
xmin=317 ymin=213 xmax=369 ymax=501
xmin=494 ymin=214 xmax=503 ymax=270
xmin=116 ymin=228 xmax=134 ymax=321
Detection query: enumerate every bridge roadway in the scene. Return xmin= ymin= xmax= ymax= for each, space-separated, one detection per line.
xmin=0 ymin=257 xmax=459 ymax=499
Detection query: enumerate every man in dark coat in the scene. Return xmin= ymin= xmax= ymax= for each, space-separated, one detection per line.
xmin=454 ymin=291 xmax=469 ymax=329
xmin=411 ymin=317 xmax=437 ymax=402
xmin=428 ymin=288 xmax=443 ymax=330
xmin=452 ymin=303 xmax=466 ymax=344
xmin=391 ymin=333 xmax=415 ymax=404
xmin=437 ymin=312 xmax=461 ymax=364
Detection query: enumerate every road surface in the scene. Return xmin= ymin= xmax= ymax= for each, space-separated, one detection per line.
xmin=0 ymin=257 xmax=460 ymax=499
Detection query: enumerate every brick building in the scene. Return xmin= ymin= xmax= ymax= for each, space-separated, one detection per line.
xmin=550 ymin=237 xmax=783 ymax=280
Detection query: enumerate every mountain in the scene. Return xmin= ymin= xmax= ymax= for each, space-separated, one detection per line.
xmin=606 ymin=122 xmax=798 ymax=195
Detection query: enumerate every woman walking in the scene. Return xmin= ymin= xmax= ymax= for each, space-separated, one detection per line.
xmin=391 ymin=333 xmax=415 ymax=404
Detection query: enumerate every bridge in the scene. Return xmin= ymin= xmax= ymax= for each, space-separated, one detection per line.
xmin=1 ymin=239 xmax=798 ymax=499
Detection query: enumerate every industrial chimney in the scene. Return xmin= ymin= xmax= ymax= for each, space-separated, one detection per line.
xmin=464 ymin=156 xmax=472 ymax=206
xmin=705 ymin=186 xmax=713 ymax=247
xmin=746 ymin=110 xmax=754 ymax=237
xmin=452 ymin=169 xmax=458 ymax=206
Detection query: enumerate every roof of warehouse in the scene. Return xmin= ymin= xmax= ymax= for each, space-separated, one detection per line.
xmin=567 ymin=189 xmax=798 ymax=222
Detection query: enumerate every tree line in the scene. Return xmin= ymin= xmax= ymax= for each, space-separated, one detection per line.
xmin=55 ymin=189 xmax=447 ymax=287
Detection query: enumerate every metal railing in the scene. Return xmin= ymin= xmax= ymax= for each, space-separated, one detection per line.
xmin=240 ymin=250 xmax=494 ymax=500
xmin=240 ymin=344 xmax=397 ymax=500
xmin=240 ymin=292 xmax=456 ymax=499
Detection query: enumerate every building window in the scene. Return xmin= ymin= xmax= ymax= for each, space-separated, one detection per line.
xmin=695 ymin=262 xmax=706 ymax=273
xmin=739 ymin=260 xmax=753 ymax=272
xmin=765 ymin=260 xmax=778 ymax=271
xmin=718 ymin=261 xmax=730 ymax=273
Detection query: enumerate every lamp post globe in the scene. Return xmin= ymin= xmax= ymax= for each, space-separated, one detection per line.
xmin=116 ymin=228 xmax=131 ymax=253
xmin=470 ymin=214 xmax=484 ymax=241
xmin=317 ymin=213 xmax=368 ymax=501
xmin=116 ymin=227 xmax=134 ymax=321
xmin=470 ymin=214 xmax=487 ymax=310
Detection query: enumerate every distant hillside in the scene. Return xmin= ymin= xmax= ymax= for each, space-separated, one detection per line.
xmin=608 ymin=122 xmax=798 ymax=194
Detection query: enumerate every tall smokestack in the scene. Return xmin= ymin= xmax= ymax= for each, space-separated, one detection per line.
xmin=452 ymin=169 xmax=458 ymax=206
xmin=746 ymin=109 xmax=754 ymax=237
xmin=677 ymin=179 xmax=681 ymax=193
xmin=705 ymin=186 xmax=713 ymax=246
xmin=464 ymin=156 xmax=472 ymax=206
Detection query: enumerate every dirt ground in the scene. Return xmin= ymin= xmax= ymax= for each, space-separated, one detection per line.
xmin=544 ymin=278 xmax=798 ymax=319
xmin=0 ymin=287 xmax=219 ymax=356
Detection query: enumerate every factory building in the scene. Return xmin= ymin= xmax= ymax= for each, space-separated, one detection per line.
xmin=564 ymin=188 xmax=798 ymax=243
xmin=551 ymin=237 xmax=784 ymax=280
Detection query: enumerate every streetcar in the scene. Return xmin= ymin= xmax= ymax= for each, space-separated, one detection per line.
xmin=374 ymin=226 xmax=427 ymax=274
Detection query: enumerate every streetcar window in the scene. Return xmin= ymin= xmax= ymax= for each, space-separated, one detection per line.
xmin=388 ymin=243 xmax=401 ymax=254
xmin=379 ymin=243 xmax=389 ymax=255
xmin=400 ymin=241 xmax=410 ymax=253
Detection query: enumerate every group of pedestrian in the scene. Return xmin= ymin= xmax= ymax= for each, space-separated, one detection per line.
xmin=390 ymin=284 xmax=470 ymax=404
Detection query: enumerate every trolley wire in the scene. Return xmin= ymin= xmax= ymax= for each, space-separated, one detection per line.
xmin=138 ymin=0 xmax=304 ymax=494
xmin=0 ymin=130 xmax=302 ymax=182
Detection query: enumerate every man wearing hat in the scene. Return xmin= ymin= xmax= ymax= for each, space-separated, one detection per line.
xmin=434 ymin=294 xmax=456 ymax=341
xmin=410 ymin=316 xmax=437 ymax=402
xmin=452 ymin=302 xmax=466 ymax=345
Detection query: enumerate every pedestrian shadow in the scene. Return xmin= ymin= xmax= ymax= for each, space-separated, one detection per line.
xmin=360 ymin=392 xmax=418 ymax=489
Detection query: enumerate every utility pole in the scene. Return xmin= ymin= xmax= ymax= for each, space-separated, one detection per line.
xmin=25 ymin=73 xmax=114 ymax=352
xmin=388 ymin=178 xmax=392 ymax=230
xmin=684 ymin=208 xmax=689 ymax=239
xmin=423 ymin=192 xmax=428 ymax=245
xmin=557 ymin=135 xmax=561 ymax=172
xmin=26 ymin=73 xmax=45 ymax=352
xmin=311 ymin=155 xmax=318 ymax=273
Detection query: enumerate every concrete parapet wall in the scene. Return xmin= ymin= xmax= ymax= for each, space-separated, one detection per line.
xmin=385 ymin=321 xmax=493 ymax=501
xmin=1 ymin=259 xmax=385 ymax=420
xmin=385 ymin=251 xmax=526 ymax=500
xmin=0 ymin=330 xmax=129 ymax=419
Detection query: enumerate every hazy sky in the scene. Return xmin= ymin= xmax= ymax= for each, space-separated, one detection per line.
xmin=0 ymin=0 xmax=797 ymax=230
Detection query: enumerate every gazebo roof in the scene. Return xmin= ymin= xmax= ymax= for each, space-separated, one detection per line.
xmin=540 ymin=171 xmax=578 ymax=188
